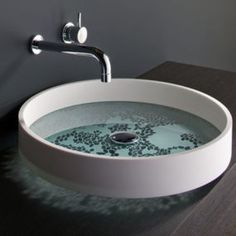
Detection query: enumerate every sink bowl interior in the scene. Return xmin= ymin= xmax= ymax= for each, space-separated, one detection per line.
xmin=18 ymin=78 xmax=232 ymax=198
xmin=30 ymin=101 xmax=220 ymax=158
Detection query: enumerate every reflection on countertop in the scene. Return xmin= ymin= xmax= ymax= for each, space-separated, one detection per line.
xmin=0 ymin=146 xmax=217 ymax=235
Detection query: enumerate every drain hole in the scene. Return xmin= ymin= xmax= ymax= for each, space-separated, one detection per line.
xmin=109 ymin=132 xmax=139 ymax=145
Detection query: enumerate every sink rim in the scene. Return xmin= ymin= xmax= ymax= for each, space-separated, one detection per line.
xmin=19 ymin=78 xmax=232 ymax=161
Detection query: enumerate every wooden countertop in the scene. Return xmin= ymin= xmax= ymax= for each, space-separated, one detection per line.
xmin=0 ymin=61 xmax=235 ymax=235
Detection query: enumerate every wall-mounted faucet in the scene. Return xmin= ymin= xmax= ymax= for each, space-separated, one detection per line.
xmin=30 ymin=13 xmax=111 ymax=83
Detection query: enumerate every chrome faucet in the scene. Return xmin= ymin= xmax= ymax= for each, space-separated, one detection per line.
xmin=30 ymin=35 xmax=112 ymax=83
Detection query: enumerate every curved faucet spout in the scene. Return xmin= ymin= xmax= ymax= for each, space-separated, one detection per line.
xmin=31 ymin=35 xmax=112 ymax=83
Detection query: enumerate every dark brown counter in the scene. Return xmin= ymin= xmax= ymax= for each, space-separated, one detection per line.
xmin=0 ymin=61 xmax=235 ymax=236
xmin=140 ymin=61 xmax=236 ymax=236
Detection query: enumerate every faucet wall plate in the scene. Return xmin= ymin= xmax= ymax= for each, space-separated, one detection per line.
xmin=62 ymin=22 xmax=75 ymax=44
xmin=31 ymin=35 xmax=44 ymax=55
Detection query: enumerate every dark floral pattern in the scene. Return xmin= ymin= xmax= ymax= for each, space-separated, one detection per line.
xmin=47 ymin=123 xmax=203 ymax=157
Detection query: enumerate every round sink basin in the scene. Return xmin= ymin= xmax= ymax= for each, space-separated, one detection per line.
xmin=18 ymin=79 xmax=232 ymax=198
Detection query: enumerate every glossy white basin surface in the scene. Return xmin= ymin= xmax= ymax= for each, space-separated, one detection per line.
xmin=18 ymin=79 xmax=232 ymax=198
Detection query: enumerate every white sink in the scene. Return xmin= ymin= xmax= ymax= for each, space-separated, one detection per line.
xmin=18 ymin=79 xmax=232 ymax=198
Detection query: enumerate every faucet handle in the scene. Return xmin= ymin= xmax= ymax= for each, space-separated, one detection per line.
xmin=62 ymin=12 xmax=88 ymax=44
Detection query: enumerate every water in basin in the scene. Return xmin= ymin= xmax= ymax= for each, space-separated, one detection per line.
xmin=31 ymin=102 xmax=220 ymax=157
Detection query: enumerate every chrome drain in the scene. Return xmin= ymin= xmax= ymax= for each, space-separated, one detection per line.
xmin=109 ymin=132 xmax=139 ymax=145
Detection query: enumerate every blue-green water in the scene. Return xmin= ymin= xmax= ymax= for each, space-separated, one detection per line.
xmin=31 ymin=102 xmax=220 ymax=157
